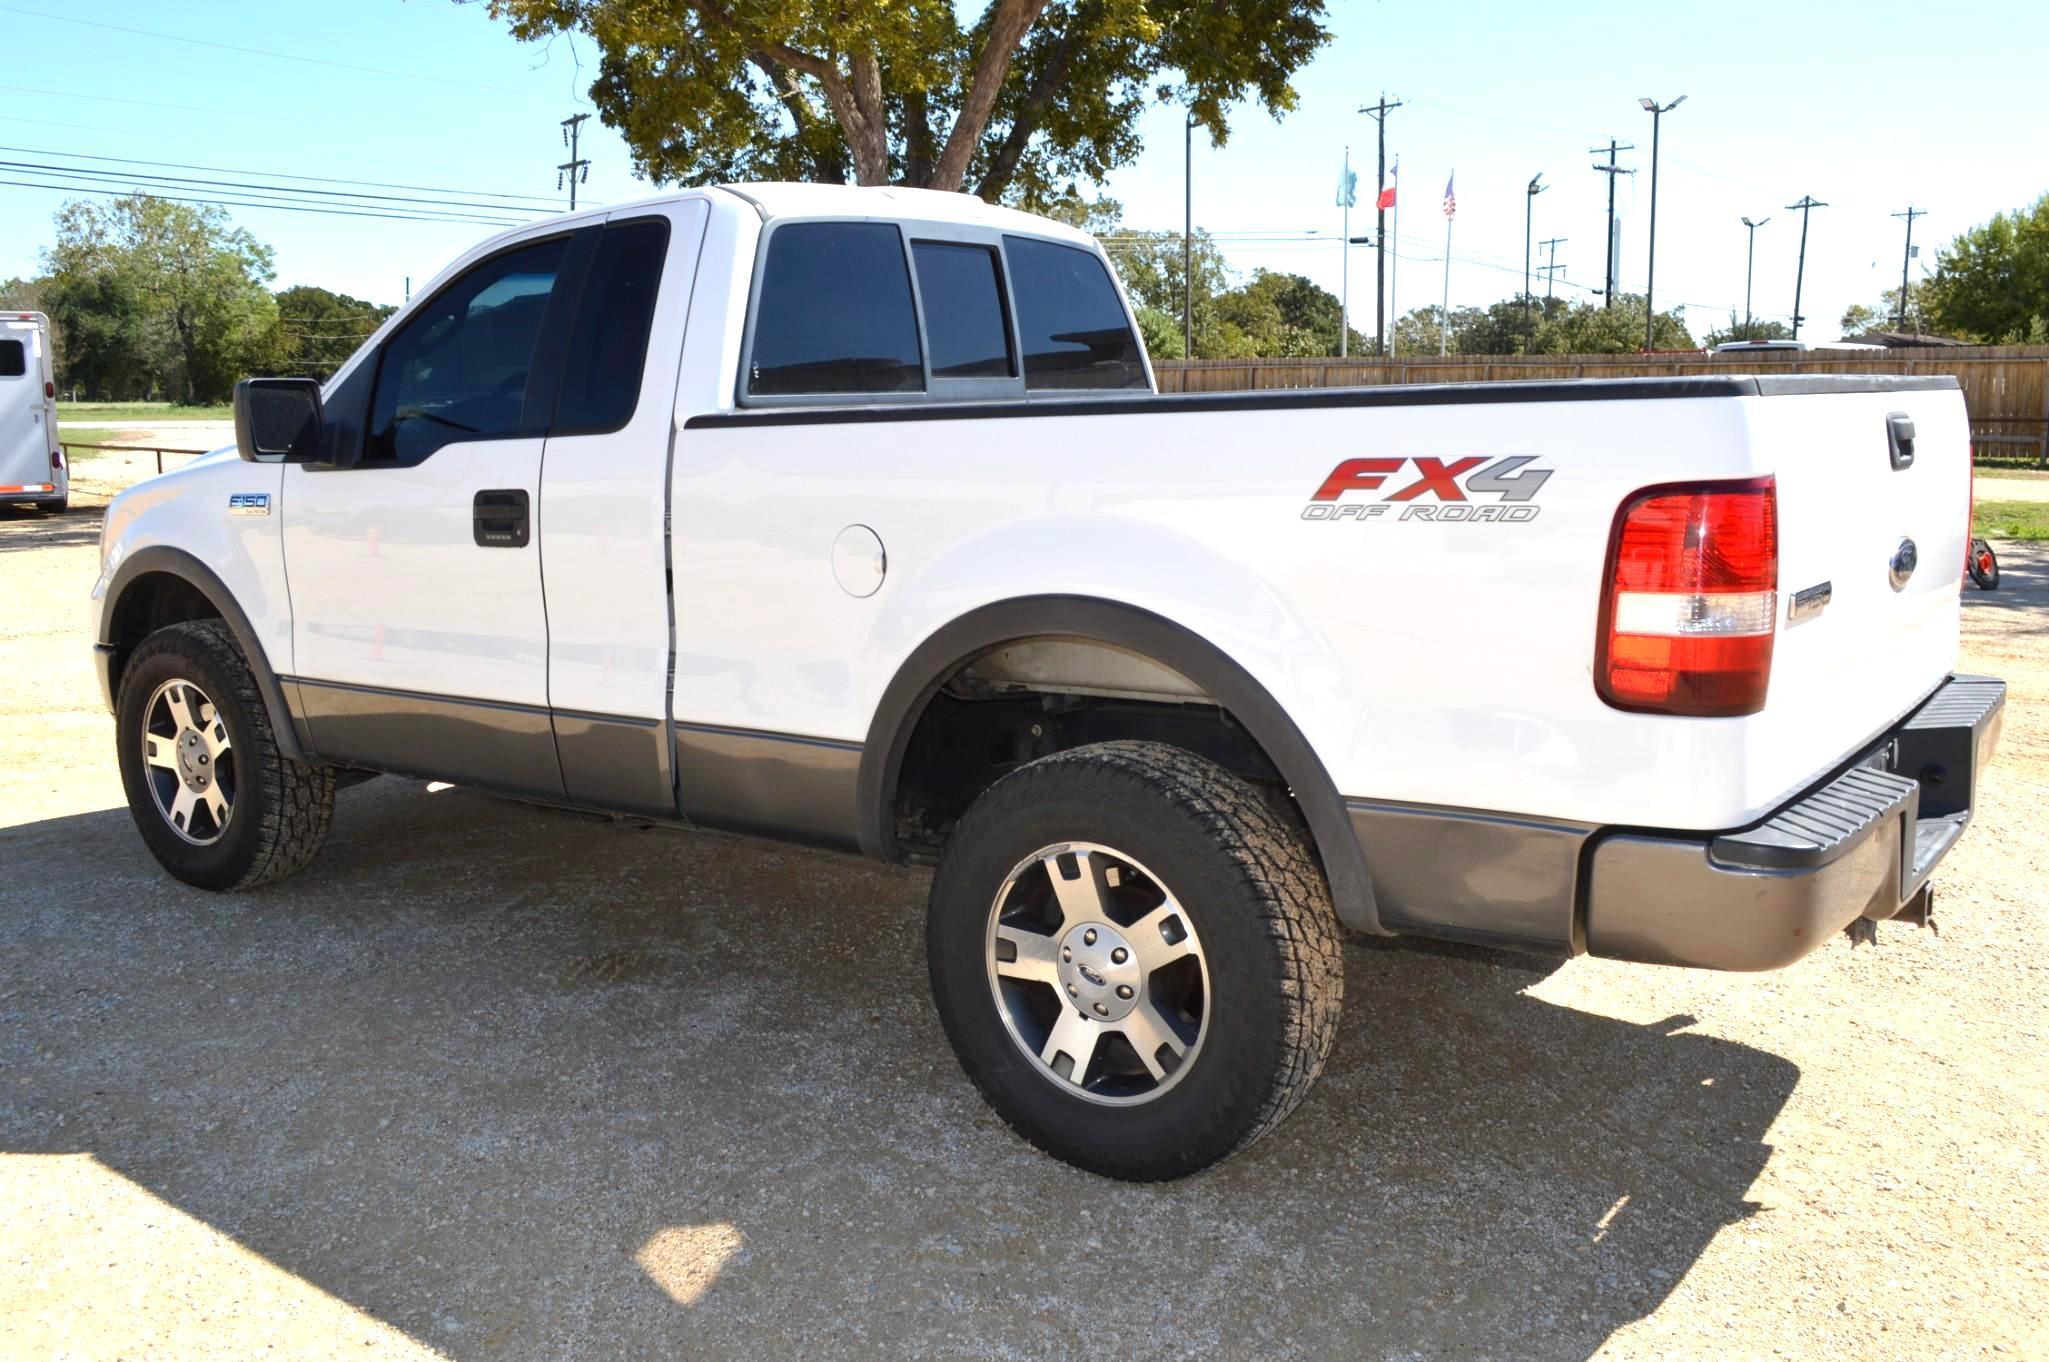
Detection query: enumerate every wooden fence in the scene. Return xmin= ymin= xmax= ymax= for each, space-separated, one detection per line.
xmin=1154 ymin=347 xmax=2049 ymax=466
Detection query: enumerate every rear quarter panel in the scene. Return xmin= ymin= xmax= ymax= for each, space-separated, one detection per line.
xmin=667 ymin=389 xmax=1882 ymax=832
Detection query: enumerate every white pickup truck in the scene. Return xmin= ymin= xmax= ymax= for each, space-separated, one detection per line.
xmin=92 ymin=184 xmax=2004 ymax=1179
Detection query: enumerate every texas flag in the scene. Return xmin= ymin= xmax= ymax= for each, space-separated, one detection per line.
xmin=1377 ymin=159 xmax=1398 ymax=210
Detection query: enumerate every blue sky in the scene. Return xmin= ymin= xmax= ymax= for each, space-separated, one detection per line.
xmin=3 ymin=0 xmax=2045 ymax=343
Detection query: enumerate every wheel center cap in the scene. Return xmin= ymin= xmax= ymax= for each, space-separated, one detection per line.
xmin=1056 ymin=922 xmax=1142 ymax=1022
xmin=177 ymin=729 xmax=210 ymax=790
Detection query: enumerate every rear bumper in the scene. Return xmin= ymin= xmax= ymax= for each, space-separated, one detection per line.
xmin=1583 ymin=674 xmax=2005 ymax=971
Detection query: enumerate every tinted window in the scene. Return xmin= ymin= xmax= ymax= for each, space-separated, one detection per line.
xmin=555 ymin=218 xmax=670 ymax=433
xmin=1004 ymin=236 xmax=1146 ymax=391
xmin=748 ymin=223 xmax=922 ymax=396
xmin=0 ymin=339 xmax=23 ymax=378
xmin=369 ymin=237 xmax=565 ymax=460
xmin=912 ymin=241 xmax=1013 ymax=379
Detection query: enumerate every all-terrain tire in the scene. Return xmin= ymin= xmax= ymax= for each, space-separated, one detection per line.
xmin=116 ymin=619 xmax=335 ymax=890
xmin=926 ymin=740 xmax=1345 ymax=1180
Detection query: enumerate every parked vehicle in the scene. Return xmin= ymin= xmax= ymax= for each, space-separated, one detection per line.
xmin=91 ymin=185 xmax=2006 ymax=1179
xmin=1 ymin=311 xmax=66 ymax=512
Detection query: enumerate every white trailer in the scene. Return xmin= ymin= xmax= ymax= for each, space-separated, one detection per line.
xmin=0 ymin=311 xmax=66 ymax=512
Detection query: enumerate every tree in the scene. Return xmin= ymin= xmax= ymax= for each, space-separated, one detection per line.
xmin=271 ymin=285 xmax=398 ymax=382
xmin=1704 ymin=313 xmax=1791 ymax=346
xmin=44 ymin=195 xmax=281 ymax=402
xmin=482 ymin=1 xmax=1330 ymax=207
xmin=1922 ymin=193 xmax=2049 ymax=343
xmin=43 ymin=270 xmax=152 ymax=399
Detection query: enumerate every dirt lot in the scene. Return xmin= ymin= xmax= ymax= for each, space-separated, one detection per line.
xmin=2 ymin=468 xmax=2045 ymax=1361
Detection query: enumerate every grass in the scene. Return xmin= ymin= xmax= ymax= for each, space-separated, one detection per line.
xmin=1974 ymin=465 xmax=2049 ymax=481
xmin=1974 ymin=500 xmax=2049 ymax=541
xmin=57 ymin=401 xmax=232 ymax=422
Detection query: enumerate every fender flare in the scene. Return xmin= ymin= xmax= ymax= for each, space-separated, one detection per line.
xmin=99 ymin=545 xmax=311 ymax=764
xmin=855 ymin=595 xmax=1382 ymax=934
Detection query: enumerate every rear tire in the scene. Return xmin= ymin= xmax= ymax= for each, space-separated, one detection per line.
xmin=116 ymin=620 xmax=335 ymax=890
xmin=926 ymin=740 xmax=1344 ymax=1180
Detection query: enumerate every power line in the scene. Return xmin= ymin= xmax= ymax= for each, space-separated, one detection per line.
xmin=0 ymin=142 xmax=572 ymax=205
xmin=0 ymin=163 xmax=534 ymax=226
xmin=0 ymin=177 xmax=525 ymax=227
xmin=558 ymin=114 xmax=591 ymax=210
xmin=0 ymin=3 xmax=541 ymax=97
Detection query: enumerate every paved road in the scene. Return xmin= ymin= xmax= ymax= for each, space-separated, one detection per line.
xmin=2 ymin=486 xmax=2045 ymax=1360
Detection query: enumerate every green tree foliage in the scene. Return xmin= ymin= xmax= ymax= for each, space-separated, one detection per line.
xmin=1923 ymin=193 xmax=2049 ymax=343
xmin=1394 ymin=294 xmax=1695 ymax=357
xmin=482 ymin=0 xmax=1329 ymax=208
xmin=273 ymin=285 xmax=398 ymax=382
xmin=1704 ymin=313 xmax=1792 ymax=346
xmin=43 ymin=194 xmax=281 ymax=402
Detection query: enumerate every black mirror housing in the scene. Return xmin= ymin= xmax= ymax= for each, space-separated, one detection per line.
xmin=234 ymin=377 xmax=327 ymax=463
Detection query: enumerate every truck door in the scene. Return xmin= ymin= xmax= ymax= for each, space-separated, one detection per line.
xmin=0 ymin=316 xmax=57 ymax=498
xmin=536 ymin=200 xmax=707 ymax=817
xmin=280 ymin=229 xmax=590 ymax=796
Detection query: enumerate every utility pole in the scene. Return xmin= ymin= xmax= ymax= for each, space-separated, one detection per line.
xmin=558 ymin=113 xmax=591 ymax=210
xmin=1892 ymin=206 xmax=1925 ymax=332
xmin=1539 ymin=237 xmax=1567 ymax=305
xmin=1740 ymin=215 xmax=1769 ymax=340
xmin=1589 ymin=138 xmax=1634 ymax=309
xmin=1638 ymin=95 xmax=1686 ymax=351
xmin=1359 ymin=94 xmax=1403 ymax=356
xmin=1523 ymin=173 xmax=1546 ymax=344
xmin=1183 ymin=112 xmax=1194 ymax=360
xmin=1786 ymin=194 xmax=1827 ymax=340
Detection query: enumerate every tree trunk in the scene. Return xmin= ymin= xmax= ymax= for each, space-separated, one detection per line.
xmin=930 ymin=0 xmax=1051 ymax=192
xmin=903 ymin=88 xmax=936 ymax=187
xmin=973 ymin=3 xmax=1094 ymax=202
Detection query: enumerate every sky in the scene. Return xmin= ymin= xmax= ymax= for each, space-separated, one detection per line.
xmin=3 ymin=0 xmax=2047 ymax=346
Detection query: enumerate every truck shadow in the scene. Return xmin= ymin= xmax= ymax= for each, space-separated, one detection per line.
xmin=0 ymin=502 xmax=101 ymax=554
xmin=2 ymin=781 xmax=1797 ymax=1360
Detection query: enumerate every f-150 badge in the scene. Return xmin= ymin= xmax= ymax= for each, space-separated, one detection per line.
xmin=1301 ymin=456 xmax=1550 ymax=522
xmin=227 ymin=493 xmax=271 ymax=516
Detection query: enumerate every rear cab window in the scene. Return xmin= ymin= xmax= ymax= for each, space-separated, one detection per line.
xmin=740 ymin=217 xmax=1145 ymax=407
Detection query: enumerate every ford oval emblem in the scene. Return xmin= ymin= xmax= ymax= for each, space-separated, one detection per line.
xmin=1888 ymin=537 xmax=1918 ymax=591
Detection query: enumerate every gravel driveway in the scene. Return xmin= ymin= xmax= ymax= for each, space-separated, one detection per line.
xmin=2 ymin=477 xmax=2044 ymax=1361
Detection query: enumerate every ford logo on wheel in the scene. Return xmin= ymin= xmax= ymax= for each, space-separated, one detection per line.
xmin=1889 ymin=537 xmax=1918 ymax=591
xmin=1077 ymin=965 xmax=1106 ymax=987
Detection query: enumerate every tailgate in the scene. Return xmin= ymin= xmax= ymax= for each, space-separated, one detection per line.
xmin=1743 ymin=379 xmax=1969 ymax=808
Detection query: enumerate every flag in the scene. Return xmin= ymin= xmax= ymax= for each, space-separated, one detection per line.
xmin=1442 ymin=172 xmax=1456 ymax=220
xmin=1337 ymin=161 xmax=1357 ymax=209
xmin=1377 ymin=159 xmax=1398 ymax=211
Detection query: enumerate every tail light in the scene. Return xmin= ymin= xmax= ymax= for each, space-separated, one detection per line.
xmin=1597 ymin=477 xmax=1778 ymax=717
xmin=44 ymin=380 xmax=55 ymax=399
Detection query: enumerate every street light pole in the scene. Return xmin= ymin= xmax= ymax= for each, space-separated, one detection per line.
xmin=1741 ymin=215 xmax=1769 ymax=340
xmin=1523 ymin=173 xmax=1546 ymax=347
xmin=1638 ymin=95 xmax=1686 ymax=351
xmin=1183 ymin=112 xmax=1193 ymax=360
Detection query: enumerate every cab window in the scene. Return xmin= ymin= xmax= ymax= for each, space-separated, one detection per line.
xmin=367 ymin=237 xmax=566 ymax=461
xmin=1003 ymin=235 xmax=1146 ymax=391
xmin=747 ymin=222 xmax=923 ymax=397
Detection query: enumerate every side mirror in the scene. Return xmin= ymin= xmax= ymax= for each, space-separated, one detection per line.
xmin=234 ymin=377 xmax=326 ymax=463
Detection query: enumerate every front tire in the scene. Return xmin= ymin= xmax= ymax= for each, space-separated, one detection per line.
xmin=116 ymin=619 xmax=335 ymax=890
xmin=927 ymin=740 xmax=1344 ymax=1180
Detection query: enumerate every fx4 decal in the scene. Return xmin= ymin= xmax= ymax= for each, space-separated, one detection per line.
xmin=1302 ymin=456 xmax=1551 ymax=523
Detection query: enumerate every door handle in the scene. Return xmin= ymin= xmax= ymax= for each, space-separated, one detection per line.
xmin=473 ymin=489 xmax=530 ymax=548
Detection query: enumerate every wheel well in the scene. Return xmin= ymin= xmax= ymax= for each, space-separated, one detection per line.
xmin=108 ymin=572 xmax=221 ymax=699
xmin=889 ymin=637 xmax=1289 ymax=862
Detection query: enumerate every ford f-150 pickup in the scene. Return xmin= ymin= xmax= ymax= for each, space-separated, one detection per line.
xmin=91 ymin=184 xmax=2005 ymax=1179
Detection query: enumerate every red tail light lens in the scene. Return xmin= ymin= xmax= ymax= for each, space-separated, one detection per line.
xmin=1597 ymin=478 xmax=1777 ymax=717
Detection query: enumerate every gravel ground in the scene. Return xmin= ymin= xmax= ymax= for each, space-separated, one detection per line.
xmin=1 ymin=477 xmax=2045 ymax=1361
